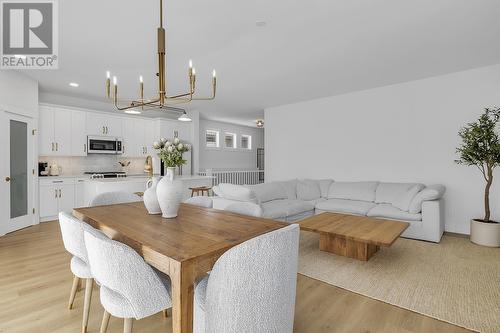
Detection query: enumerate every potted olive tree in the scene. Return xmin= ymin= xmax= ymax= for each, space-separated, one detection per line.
xmin=456 ymin=107 xmax=500 ymax=247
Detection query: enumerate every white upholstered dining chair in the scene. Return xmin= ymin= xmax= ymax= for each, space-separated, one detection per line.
xmin=89 ymin=191 xmax=141 ymax=207
xmin=193 ymin=224 xmax=300 ymax=333
xmin=225 ymin=202 xmax=263 ymax=217
xmin=58 ymin=212 xmax=95 ymax=333
xmin=184 ymin=196 xmax=213 ymax=208
xmin=83 ymin=228 xmax=173 ymax=333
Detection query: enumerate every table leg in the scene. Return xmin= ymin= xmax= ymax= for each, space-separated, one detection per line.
xmin=170 ymin=261 xmax=196 ymax=333
xmin=319 ymin=234 xmax=379 ymax=261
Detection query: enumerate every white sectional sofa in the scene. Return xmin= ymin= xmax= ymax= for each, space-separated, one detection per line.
xmin=212 ymin=180 xmax=446 ymax=243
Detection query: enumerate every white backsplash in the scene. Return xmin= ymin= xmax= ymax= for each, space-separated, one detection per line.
xmin=39 ymin=155 xmax=150 ymax=175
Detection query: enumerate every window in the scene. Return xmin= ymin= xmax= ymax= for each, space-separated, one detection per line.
xmin=241 ymin=135 xmax=252 ymax=150
xmin=224 ymin=132 xmax=237 ymax=149
xmin=206 ymin=130 xmax=219 ymax=148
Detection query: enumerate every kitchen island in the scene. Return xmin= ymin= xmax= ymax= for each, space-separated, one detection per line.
xmin=39 ymin=174 xmax=214 ymax=222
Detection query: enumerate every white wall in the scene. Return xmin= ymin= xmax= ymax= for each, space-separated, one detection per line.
xmin=199 ymin=119 xmax=264 ymax=171
xmin=0 ymin=71 xmax=38 ymax=118
xmin=265 ymin=64 xmax=500 ymax=234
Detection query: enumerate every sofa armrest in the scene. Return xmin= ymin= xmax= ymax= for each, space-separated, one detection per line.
xmin=421 ymin=199 xmax=445 ymax=242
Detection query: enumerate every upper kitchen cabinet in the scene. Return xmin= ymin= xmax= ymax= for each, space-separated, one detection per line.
xmin=87 ymin=112 xmax=123 ymax=137
xmin=122 ymin=118 xmax=157 ymax=157
xmin=158 ymin=119 xmax=192 ymax=143
xmin=38 ymin=106 xmax=72 ymax=156
xmin=123 ymin=117 xmax=145 ymax=157
xmin=143 ymin=119 xmax=156 ymax=155
xmin=71 ymin=111 xmax=87 ymax=156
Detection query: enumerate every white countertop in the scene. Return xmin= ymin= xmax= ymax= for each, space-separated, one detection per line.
xmin=39 ymin=174 xmax=213 ymax=182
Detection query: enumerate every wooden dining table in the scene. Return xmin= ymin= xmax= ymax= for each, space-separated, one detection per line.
xmin=73 ymin=201 xmax=288 ymax=333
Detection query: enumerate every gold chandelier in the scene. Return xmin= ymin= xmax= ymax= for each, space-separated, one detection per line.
xmin=105 ymin=0 xmax=217 ymax=114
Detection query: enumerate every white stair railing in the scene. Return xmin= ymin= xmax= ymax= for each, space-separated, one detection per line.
xmin=198 ymin=169 xmax=265 ymax=186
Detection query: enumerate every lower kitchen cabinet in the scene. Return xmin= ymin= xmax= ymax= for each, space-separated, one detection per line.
xmin=39 ymin=178 xmax=76 ymax=222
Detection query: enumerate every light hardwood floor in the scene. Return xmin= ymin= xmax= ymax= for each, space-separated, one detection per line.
xmin=0 ymin=221 xmax=470 ymax=333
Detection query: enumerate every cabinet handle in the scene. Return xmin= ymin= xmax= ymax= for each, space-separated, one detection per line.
xmin=103 ymin=126 xmax=105 ymax=134
xmin=51 ymin=142 xmax=54 ymax=151
xmin=106 ymin=126 xmax=109 ymax=134
xmin=55 ymin=142 xmax=58 ymax=151
xmin=55 ymin=189 xmax=57 ymax=198
xmin=84 ymin=143 xmax=86 ymax=153
xmin=52 ymin=180 xmax=63 ymax=183
xmin=59 ymin=189 xmax=62 ymax=198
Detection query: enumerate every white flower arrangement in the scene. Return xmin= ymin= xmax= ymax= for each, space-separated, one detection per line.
xmin=153 ymin=137 xmax=189 ymax=168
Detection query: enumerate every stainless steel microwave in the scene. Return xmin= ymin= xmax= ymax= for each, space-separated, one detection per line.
xmin=87 ymin=136 xmax=123 ymax=154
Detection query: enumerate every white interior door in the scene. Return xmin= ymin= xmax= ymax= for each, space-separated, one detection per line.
xmin=3 ymin=113 xmax=35 ymax=234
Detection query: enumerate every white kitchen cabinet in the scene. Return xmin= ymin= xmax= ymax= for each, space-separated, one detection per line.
xmin=39 ymin=183 xmax=59 ymax=218
xmin=75 ymin=178 xmax=87 ymax=208
xmin=39 ymin=107 xmax=55 ymax=156
xmin=39 ymin=178 xmax=76 ymax=221
xmin=143 ymin=119 xmax=156 ymax=155
xmin=87 ymin=113 xmax=123 ymax=137
xmin=71 ymin=111 xmax=87 ymax=156
xmin=123 ymin=118 xmax=145 ymax=157
xmin=58 ymin=184 xmax=76 ymax=212
xmin=53 ymin=108 xmax=72 ymax=155
xmin=39 ymin=106 xmax=86 ymax=157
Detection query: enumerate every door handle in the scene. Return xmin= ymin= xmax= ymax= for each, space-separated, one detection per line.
xmin=59 ymin=189 xmax=62 ymax=198
xmin=5 ymin=176 xmax=10 ymax=182
xmin=55 ymin=189 xmax=57 ymax=198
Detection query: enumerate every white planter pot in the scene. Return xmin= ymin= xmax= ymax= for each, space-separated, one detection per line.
xmin=156 ymin=167 xmax=183 ymax=219
xmin=143 ymin=176 xmax=162 ymax=215
xmin=470 ymin=219 xmax=500 ymax=247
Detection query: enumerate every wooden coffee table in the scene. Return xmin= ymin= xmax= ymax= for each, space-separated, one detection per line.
xmin=297 ymin=213 xmax=409 ymax=261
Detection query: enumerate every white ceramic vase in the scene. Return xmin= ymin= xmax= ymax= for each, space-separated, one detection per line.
xmin=156 ymin=167 xmax=184 ymax=218
xmin=143 ymin=176 xmax=162 ymax=214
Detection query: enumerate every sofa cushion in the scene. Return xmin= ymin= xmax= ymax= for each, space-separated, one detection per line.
xmin=297 ymin=180 xmax=321 ymax=201
xmin=315 ymin=199 xmax=376 ymax=215
xmin=367 ymin=204 xmax=422 ymax=222
xmin=275 ymin=179 xmax=298 ymax=199
xmin=408 ymin=185 xmax=446 ymax=214
xmin=215 ymin=184 xmax=258 ymax=203
xmin=327 ymin=181 xmax=379 ymax=202
xmin=261 ymin=199 xmax=315 ymax=219
xmin=305 ymin=179 xmax=333 ymax=198
xmin=247 ymin=183 xmax=288 ymax=203
xmin=375 ymin=183 xmax=422 ymax=204
xmin=392 ymin=184 xmax=425 ymax=211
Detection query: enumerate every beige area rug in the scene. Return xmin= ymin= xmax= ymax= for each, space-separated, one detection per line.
xmin=298 ymin=231 xmax=500 ymax=333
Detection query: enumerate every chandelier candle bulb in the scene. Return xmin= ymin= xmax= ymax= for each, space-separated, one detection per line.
xmin=106 ymin=71 xmax=111 ymax=98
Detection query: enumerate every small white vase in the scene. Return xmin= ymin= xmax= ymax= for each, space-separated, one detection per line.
xmin=143 ymin=176 xmax=162 ymax=214
xmin=156 ymin=167 xmax=184 ymax=218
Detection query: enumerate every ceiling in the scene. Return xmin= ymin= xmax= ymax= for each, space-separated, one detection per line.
xmin=22 ymin=0 xmax=500 ymax=126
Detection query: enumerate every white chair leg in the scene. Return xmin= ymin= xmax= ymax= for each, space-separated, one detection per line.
xmin=68 ymin=275 xmax=80 ymax=309
xmin=124 ymin=318 xmax=133 ymax=333
xmin=100 ymin=310 xmax=111 ymax=333
xmin=81 ymin=278 xmax=93 ymax=333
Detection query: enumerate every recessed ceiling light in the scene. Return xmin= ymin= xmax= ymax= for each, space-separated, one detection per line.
xmin=255 ymin=21 xmax=266 ymax=27
xmin=125 ymin=110 xmax=141 ymax=114
xmin=69 ymin=82 xmax=79 ymax=87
